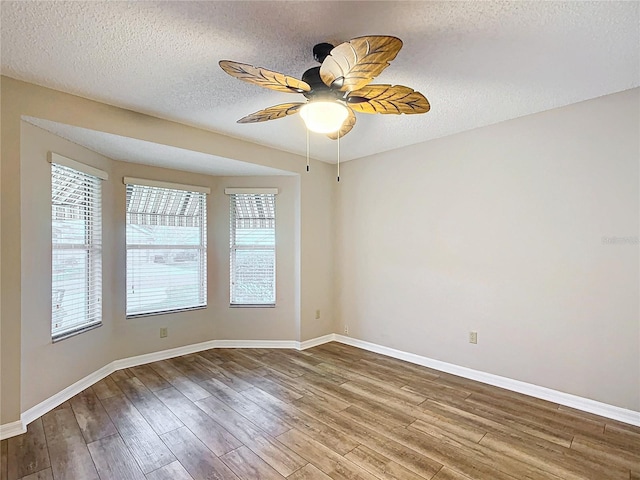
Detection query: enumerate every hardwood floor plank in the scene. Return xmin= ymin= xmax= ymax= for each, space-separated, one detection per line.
xmin=6 ymin=419 xmax=50 ymax=480
xmin=117 ymin=377 xmax=183 ymax=435
xmin=195 ymin=349 xmax=226 ymax=365
xmin=392 ymin=425 xmax=551 ymax=480
xmin=300 ymin=376 xmax=416 ymax=427
xmin=0 ymin=439 xmax=8 ymax=480
xmin=18 ymin=468 xmax=53 ymax=480
xmin=558 ymin=405 xmax=637 ymax=433
xmin=432 ymin=467 xmax=473 ymax=480
xmin=242 ymin=435 xmax=306 ymax=477
xmin=401 ymin=380 xmax=472 ymax=405
xmin=304 ymin=347 xmax=356 ymax=369
xmin=339 ymin=379 xmax=425 ymax=411
xmin=479 ymin=432 xmax=629 ymax=480
xmin=258 ymin=353 xmax=306 ymax=378
xmin=263 ymin=372 xmax=351 ymax=412
xmin=144 ymin=460 xmax=194 ymax=480
xmin=346 ymin=351 xmax=443 ymax=380
xmin=69 ymin=388 xmax=118 ymax=443
xmin=359 ymin=358 xmax=441 ymax=383
xmin=424 ymin=397 xmax=574 ymax=448
xmin=200 ymin=378 xmax=292 ymax=436
xmin=410 ymin=417 xmax=486 ymax=444
xmin=87 ymin=433 xmax=146 ymax=480
xmin=276 ymin=428 xmax=377 ymax=480
xmin=268 ymin=353 xmax=348 ymax=384
xmin=220 ymin=446 xmax=285 ymax=480
xmin=217 ymin=349 xmax=265 ymax=370
xmin=193 ymin=359 xmax=254 ymax=392
xmin=318 ymin=360 xmax=415 ymax=391
xmin=245 ymin=375 xmax=303 ymax=403
xmin=129 ymin=365 xmax=172 ymax=392
xmin=194 ymin=395 xmax=266 ymax=445
xmin=110 ymin=369 xmax=133 ymax=383
xmin=241 ymin=387 xmax=359 ymax=455
xmin=344 ymin=444 xmax=428 ymax=480
xmin=286 ymin=463 xmax=331 ymax=480
xmin=276 ymin=349 xmax=324 ymax=366
xmin=220 ymin=359 xmax=271 ymax=379
xmin=168 ymin=356 xmax=215 ymax=383
xmin=290 ymin=391 xmax=443 ymax=479
xmin=149 ymin=361 xmax=211 ymax=402
xmin=92 ymin=377 xmax=123 ymax=400
xmin=338 ymin=396 xmax=415 ymax=429
xmin=466 ymin=392 xmax=605 ymax=437
xmin=100 ymin=394 xmax=175 ymax=474
xmin=41 ymin=408 xmax=99 ymax=480
xmin=429 ymin=399 xmax=618 ymax=478
xmin=159 ymin=427 xmax=238 ymax=480
xmin=602 ymin=424 xmax=640 ymax=453
xmin=571 ymin=435 xmax=640 ymax=472
xmin=154 ymin=387 xmax=242 ymax=456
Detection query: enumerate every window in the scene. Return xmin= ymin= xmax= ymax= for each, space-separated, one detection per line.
xmin=227 ymin=189 xmax=277 ymax=306
xmin=51 ymin=154 xmax=106 ymax=340
xmin=125 ymin=178 xmax=208 ymax=317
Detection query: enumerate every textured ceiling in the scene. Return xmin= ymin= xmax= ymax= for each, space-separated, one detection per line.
xmin=24 ymin=117 xmax=293 ymax=177
xmin=2 ymin=1 xmax=639 ymax=163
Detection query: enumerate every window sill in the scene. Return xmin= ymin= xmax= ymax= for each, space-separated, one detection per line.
xmin=52 ymin=322 xmax=102 ymax=343
xmin=127 ymin=305 xmax=207 ymax=319
xmin=229 ymin=304 xmax=276 ymax=308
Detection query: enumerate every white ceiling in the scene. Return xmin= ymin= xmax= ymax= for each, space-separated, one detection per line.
xmin=2 ymin=1 xmax=639 ymax=163
xmin=23 ymin=117 xmax=293 ymax=177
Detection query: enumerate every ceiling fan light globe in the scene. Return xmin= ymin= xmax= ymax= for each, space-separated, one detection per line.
xmin=300 ymin=101 xmax=349 ymax=134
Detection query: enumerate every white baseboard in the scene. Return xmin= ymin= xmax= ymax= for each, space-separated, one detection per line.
xmin=299 ymin=334 xmax=335 ymax=350
xmin=0 ymin=420 xmax=26 ymax=439
xmin=333 ymin=334 xmax=640 ymax=427
xmin=215 ymin=339 xmax=299 ymax=349
xmin=113 ymin=340 xmax=218 ymax=370
xmin=20 ymin=363 xmax=114 ymax=428
xmin=3 ymin=332 xmax=637 ymax=439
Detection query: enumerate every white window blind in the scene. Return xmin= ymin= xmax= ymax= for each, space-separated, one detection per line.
xmin=126 ymin=182 xmax=207 ymax=316
xmin=52 ymin=163 xmax=103 ymax=340
xmin=229 ymin=193 xmax=276 ymax=305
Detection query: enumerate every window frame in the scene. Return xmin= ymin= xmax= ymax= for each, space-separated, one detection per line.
xmin=226 ymin=188 xmax=278 ymax=307
xmin=50 ymin=153 xmax=106 ymax=342
xmin=125 ymin=178 xmax=209 ymax=318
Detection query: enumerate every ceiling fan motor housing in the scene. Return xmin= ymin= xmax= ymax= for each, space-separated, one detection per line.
xmin=301 ymin=66 xmax=344 ymax=101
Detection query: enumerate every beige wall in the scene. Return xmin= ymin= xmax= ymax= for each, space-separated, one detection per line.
xmin=336 ymin=88 xmax=640 ymax=411
xmin=1 ymin=77 xmax=335 ymax=423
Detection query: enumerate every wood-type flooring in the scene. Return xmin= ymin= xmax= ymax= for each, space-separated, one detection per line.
xmin=2 ymin=342 xmax=639 ymax=479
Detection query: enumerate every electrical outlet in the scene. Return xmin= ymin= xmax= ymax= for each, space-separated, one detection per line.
xmin=160 ymin=327 xmax=168 ymax=338
xmin=344 ymin=325 xmax=349 ymax=335
xmin=315 ymin=309 xmax=321 ymax=319
xmin=469 ymin=331 xmax=478 ymax=344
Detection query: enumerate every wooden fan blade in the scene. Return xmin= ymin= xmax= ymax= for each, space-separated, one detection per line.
xmin=347 ymin=85 xmax=430 ymax=114
xmin=237 ymin=103 xmax=305 ymax=123
xmin=319 ymin=36 xmax=403 ymax=92
xmin=220 ymin=60 xmax=311 ymax=93
xmin=326 ymin=107 xmax=356 ymax=140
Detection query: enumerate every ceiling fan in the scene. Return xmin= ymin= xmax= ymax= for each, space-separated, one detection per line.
xmin=219 ymin=35 xmax=430 ymax=139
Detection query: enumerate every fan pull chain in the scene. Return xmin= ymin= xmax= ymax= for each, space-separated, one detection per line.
xmin=337 ymin=130 xmax=340 ymax=182
xmin=306 ymin=128 xmax=310 ymax=172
